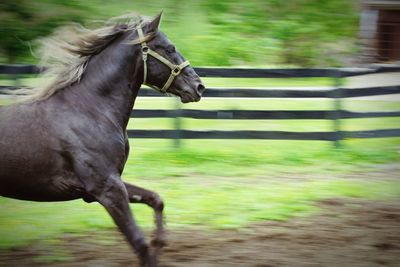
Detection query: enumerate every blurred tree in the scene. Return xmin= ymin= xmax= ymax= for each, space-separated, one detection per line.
xmin=200 ymin=0 xmax=359 ymax=66
xmin=0 ymin=0 xmax=360 ymax=67
xmin=0 ymin=0 xmax=87 ymax=63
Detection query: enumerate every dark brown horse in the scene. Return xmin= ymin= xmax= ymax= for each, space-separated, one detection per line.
xmin=0 ymin=13 xmax=204 ymax=267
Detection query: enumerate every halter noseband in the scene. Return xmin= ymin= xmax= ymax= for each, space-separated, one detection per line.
xmin=136 ymin=25 xmax=190 ymax=93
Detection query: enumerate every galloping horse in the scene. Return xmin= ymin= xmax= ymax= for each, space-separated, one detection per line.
xmin=0 ymin=13 xmax=205 ymax=267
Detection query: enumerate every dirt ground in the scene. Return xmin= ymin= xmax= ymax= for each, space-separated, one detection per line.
xmin=1 ymin=197 xmax=399 ymax=267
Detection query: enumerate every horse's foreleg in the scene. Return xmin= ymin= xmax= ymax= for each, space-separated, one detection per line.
xmin=95 ymin=176 xmax=157 ymax=267
xmin=124 ymin=182 xmax=166 ymax=254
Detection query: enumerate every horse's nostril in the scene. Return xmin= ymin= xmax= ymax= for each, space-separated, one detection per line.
xmin=197 ymin=83 xmax=206 ymax=95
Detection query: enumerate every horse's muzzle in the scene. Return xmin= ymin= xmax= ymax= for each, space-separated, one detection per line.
xmin=192 ymin=82 xmax=205 ymax=102
xmin=197 ymin=83 xmax=206 ymax=96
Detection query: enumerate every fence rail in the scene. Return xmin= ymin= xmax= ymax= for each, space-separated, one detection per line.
xmin=138 ymin=86 xmax=400 ymax=98
xmin=1 ymin=64 xmax=400 ymax=147
xmin=2 ymin=64 xmax=400 ymax=77
xmin=131 ymin=109 xmax=400 ymax=120
xmin=126 ymin=129 xmax=400 ymax=140
xmin=2 ymin=86 xmax=400 ymax=99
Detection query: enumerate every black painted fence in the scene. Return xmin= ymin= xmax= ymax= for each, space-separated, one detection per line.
xmin=1 ymin=64 xmax=400 ymax=147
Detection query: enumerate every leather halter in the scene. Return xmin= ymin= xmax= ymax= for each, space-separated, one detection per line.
xmin=136 ymin=25 xmax=190 ymax=93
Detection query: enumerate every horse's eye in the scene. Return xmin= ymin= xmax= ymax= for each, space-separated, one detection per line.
xmin=166 ymin=45 xmax=176 ymax=53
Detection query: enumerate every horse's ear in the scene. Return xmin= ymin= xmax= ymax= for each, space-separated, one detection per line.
xmin=148 ymin=11 xmax=163 ymax=32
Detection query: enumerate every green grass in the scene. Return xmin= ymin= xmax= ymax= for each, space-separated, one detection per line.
xmin=128 ymin=117 xmax=400 ymax=132
xmin=125 ymin=138 xmax=400 ymax=177
xmin=0 ymin=172 xmax=399 ymax=249
xmin=1 ymin=76 xmax=399 ymax=250
xmin=201 ymin=77 xmax=334 ymax=87
xmin=1 ymin=137 xmax=400 ymax=249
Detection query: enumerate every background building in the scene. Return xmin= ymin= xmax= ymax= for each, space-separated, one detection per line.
xmin=360 ymin=0 xmax=400 ymax=63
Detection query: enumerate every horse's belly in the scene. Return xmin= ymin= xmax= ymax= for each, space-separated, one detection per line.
xmin=0 ymin=121 xmax=86 ymax=201
xmin=0 ymin=172 xmax=86 ymax=202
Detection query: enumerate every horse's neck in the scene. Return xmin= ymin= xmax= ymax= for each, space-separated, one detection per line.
xmin=64 ymin=53 xmax=142 ymax=131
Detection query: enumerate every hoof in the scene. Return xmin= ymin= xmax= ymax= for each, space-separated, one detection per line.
xmin=151 ymin=237 xmax=167 ymax=248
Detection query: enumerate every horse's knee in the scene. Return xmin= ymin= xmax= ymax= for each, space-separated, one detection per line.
xmin=149 ymin=192 xmax=164 ymax=211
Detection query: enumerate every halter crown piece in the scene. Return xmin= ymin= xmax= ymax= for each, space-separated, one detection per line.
xmin=136 ymin=25 xmax=190 ymax=93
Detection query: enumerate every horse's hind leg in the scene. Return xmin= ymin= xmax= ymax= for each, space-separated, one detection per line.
xmin=95 ymin=176 xmax=157 ymax=267
xmin=124 ymin=182 xmax=166 ymax=253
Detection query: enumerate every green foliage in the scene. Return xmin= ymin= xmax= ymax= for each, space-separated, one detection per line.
xmin=0 ymin=0 xmax=87 ymax=63
xmin=198 ymin=0 xmax=359 ymax=66
xmin=0 ymin=0 xmax=359 ymax=67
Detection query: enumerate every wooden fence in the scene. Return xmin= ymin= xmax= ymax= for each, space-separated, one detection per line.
xmin=1 ymin=64 xmax=400 ymax=147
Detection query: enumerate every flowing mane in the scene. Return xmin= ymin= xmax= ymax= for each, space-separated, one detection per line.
xmin=25 ymin=14 xmax=155 ymax=101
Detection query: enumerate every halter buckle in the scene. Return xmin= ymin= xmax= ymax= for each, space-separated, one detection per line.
xmin=142 ymin=46 xmax=149 ymax=54
xmin=171 ymin=66 xmax=181 ymax=76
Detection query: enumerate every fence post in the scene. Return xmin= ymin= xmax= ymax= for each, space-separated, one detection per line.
xmin=331 ymin=70 xmax=343 ymax=148
xmin=173 ymin=98 xmax=182 ymax=148
xmin=11 ymin=74 xmax=21 ymax=88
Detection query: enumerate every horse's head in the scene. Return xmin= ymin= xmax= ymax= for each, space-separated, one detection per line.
xmin=134 ymin=13 xmax=205 ymax=103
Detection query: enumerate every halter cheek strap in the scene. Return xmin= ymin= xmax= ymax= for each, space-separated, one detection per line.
xmin=136 ymin=26 xmax=190 ymax=93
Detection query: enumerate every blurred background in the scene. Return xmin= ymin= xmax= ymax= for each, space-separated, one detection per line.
xmin=0 ymin=0 xmax=361 ymax=66
xmin=0 ymin=1 xmax=399 ymax=266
